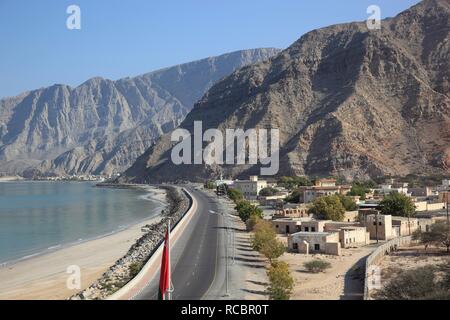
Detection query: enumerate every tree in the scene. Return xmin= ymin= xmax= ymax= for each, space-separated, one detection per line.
xmin=204 ymin=181 xmax=215 ymax=189
xmin=235 ymin=200 xmax=263 ymax=222
xmin=380 ymin=192 xmax=415 ymax=217
xmin=373 ymin=266 xmax=448 ymax=300
xmin=266 ymin=261 xmax=294 ymax=300
xmin=337 ymin=194 xmax=357 ymax=211
xmin=259 ymin=187 xmax=278 ymax=197
xmin=413 ymin=222 xmax=450 ymax=253
xmin=245 ymin=214 xmax=261 ymax=231
xmin=285 ymin=189 xmax=301 ymax=203
xmin=260 ymin=238 xmax=286 ymax=263
xmin=431 ymin=222 xmax=450 ymax=253
xmin=308 ymin=195 xmax=346 ymax=221
xmin=252 ymin=219 xmax=277 ymax=251
xmin=303 ymin=260 xmax=331 ymax=273
xmin=227 ymin=188 xmax=243 ymax=203
xmin=277 ymin=176 xmax=312 ymax=190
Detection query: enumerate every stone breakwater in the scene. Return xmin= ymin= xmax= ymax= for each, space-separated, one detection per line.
xmin=70 ymin=185 xmax=190 ymax=300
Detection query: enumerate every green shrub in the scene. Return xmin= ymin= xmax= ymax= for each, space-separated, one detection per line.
xmin=304 ymin=260 xmax=332 ymax=273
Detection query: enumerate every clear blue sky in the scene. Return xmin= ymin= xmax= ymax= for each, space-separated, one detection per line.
xmin=0 ymin=0 xmax=420 ymax=98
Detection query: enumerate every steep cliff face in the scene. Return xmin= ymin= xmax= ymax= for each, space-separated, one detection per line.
xmin=122 ymin=0 xmax=449 ymax=183
xmin=0 ymin=48 xmax=280 ymax=176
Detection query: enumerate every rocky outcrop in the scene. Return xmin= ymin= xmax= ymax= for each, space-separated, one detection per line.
xmin=122 ymin=0 xmax=450 ymax=183
xmin=0 ymin=48 xmax=280 ymax=176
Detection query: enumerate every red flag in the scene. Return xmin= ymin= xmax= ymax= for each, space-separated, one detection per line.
xmin=158 ymin=226 xmax=170 ymax=300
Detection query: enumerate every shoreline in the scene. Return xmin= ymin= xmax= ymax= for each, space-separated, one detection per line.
xmin=0 ymin=183 xmax=167 ymax=267
xmin=0 ymin=184 xmax=168 ymax=300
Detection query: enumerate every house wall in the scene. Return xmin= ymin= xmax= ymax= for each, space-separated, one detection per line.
xmin=272 ymin=220 xmax=301 ymax=234
xmin=365 ymin=215 xmax=393 ymax=240
xmin=300 ymin=220 xmax=330 ymax=232
xmin=339 ymin=228 xmax=369 ymax=248
xmin=288 ymin=232 xmax=340 ymax=254
xmin=392 ymin=218 xmax=418 ymax=236
xmin=344 ymin=211 xmax=359 ymax=222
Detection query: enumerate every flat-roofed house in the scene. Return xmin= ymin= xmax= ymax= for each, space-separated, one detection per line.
xmin=233 ymin=176 xmax=267 ymax=199
xmin=300 ymin=220 xmax=331 ymax=232
xmin=288 ymin=231 xmax=341 ymax=255
xmin=391 ymin=216 xmax=419 ymax=236
xmin=299 ymin=179 xmax=351 ymax=203
xmin=273 ymin=203 xmax=309 ymax=219
xmin=272 ymin=218 xmax=304 ymax=234
xmin=323 ymin=222 xmax=370 ymax=248
xmin=364 ymin=214 xmax=394 ymax=240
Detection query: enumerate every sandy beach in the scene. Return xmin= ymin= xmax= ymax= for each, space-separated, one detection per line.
xmin=0 ymin=186 xmax=166 ymax=300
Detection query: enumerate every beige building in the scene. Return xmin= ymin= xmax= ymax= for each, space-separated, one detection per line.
xmin=343 ymin=211 xmax=359 ymax=222
xmin=233 ymin=176 xmax=267 ymax=199
xmin=300 ymin=179 xmax=351 ymax=203
xmin=338 ymin=227 xmax=370 ymax=248
xmin=323 ymin=222 xmax=369 ymax=248
xmin=391 ymin=216 xmax=419 ymax=236
xmin=258 ymin=194 xmax=288 ymax=206
xmin=417 ymin=218 xmax=434 ymax=232
xmin=272 ymin=218 xmax=309 ymax=234
xmin=273 ymin=204 xmax=309 ymax=219
xmin=364 ymin=214 xmax=394 ymax=240
xmin=300 ymin=220 xmax=331 ymax=232
xmin=414 ymin=201 xmax=446 ymax=212
xmin=288 ymin=231 xmax=341 ymax=255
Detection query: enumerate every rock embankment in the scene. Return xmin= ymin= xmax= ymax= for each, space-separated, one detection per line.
xmin=70 ymin=185 xmax=190 ymax=300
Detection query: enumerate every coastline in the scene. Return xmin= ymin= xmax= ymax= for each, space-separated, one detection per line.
xmin=0 ymin=184 xmax=168 ymax=300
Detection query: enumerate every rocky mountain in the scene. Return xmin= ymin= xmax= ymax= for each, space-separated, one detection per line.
xmin=0 ymin=48 xmax=280 ymax=176
xmin=122 ymin=0 xmax=450 ymax=183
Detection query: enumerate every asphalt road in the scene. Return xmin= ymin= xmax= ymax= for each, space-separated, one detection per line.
xmin=134 ymin=186 xmax=226 ymax=300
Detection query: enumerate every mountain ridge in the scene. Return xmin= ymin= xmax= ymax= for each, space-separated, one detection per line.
xmin=0 ymin=48 xmax=280 ymax=176
xmin=121 ymin=0 xmax=449 ymax=183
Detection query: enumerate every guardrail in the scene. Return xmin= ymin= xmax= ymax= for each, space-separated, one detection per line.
xmin=363 ymin=235 xmax=412 ymax=300
xmin=107 ymin=187 xmax=197 ymax=300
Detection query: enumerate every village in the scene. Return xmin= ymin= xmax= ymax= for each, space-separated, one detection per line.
xmin=207 ymin=175 xmax=450 ymax=299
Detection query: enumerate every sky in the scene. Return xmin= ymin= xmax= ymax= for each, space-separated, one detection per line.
xmin=0 ymin=0 xmax=421 ymax=99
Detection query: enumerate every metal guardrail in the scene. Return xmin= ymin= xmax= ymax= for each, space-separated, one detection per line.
xmin=363 ymin=235 xmax=412 ymax=300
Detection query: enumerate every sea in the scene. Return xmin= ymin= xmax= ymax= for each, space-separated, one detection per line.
xmin=0 ymin=181 xmax=165 ymax=264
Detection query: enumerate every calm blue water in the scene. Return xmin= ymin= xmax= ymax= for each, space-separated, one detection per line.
xmin=0 ymin=181 xmax=165 ymax=264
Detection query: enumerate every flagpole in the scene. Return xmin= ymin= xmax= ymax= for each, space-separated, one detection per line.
xmin=167 ymin=219 xmax=172 ymax=300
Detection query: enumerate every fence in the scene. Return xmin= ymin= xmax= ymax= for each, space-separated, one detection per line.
xmin=363 ymin=235 xmax=412 ymax=300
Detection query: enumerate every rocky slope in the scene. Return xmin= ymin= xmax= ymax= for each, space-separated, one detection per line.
xmin=0 ymin=48 xmax=280 ymax=176
xmin=122 ymin=0 xmax=450 ymax=183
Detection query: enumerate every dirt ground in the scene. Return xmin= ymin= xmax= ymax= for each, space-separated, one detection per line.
xmin=278 ymin=235 xmax=378 ymax=300
xmin=375 ymin=244 xmax=450 ymax=287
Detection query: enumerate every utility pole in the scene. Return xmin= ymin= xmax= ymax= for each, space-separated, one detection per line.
xmin=375 ymin=211 xmax=379 ymax=244
xmin=446 ymin=189 xmax=449 ymax=226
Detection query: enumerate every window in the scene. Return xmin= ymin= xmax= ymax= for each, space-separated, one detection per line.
xmin=293 ymin=243 xmax=298 ymax=250
xmin=311 ymin=227 xmax=316 ymax=232
xmin=304 ymin=227 xmax=309 ymax=232
xmin=314 ymin=244 xmax=320 ymax=251
xmin=379 ymin=222 xmax=382 ymax=226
